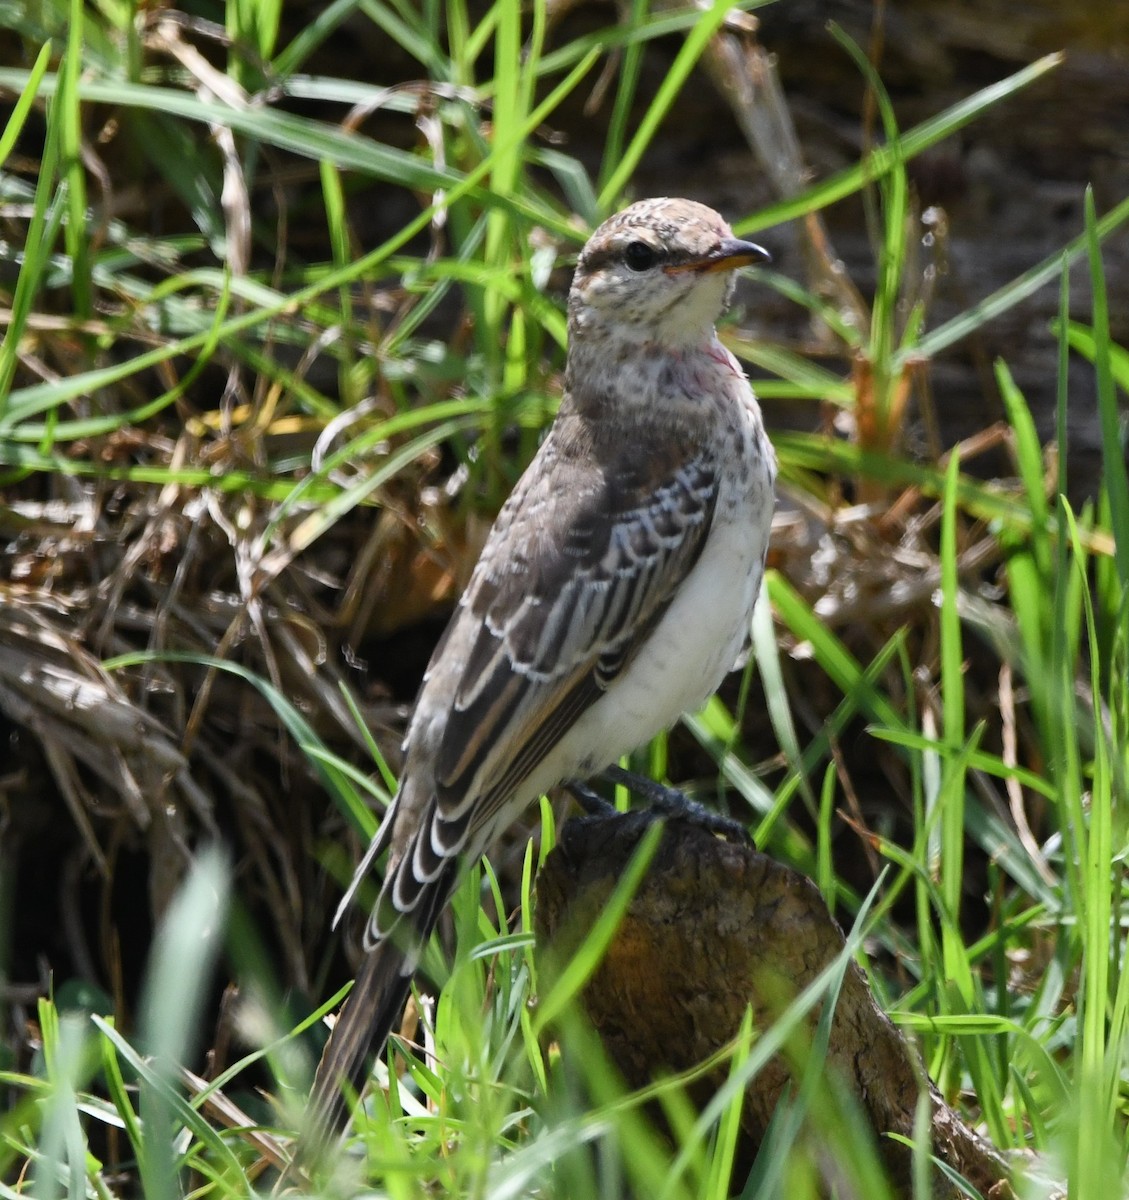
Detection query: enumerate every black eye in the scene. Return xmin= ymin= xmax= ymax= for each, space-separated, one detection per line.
xmin=623 ymin=240 xmax=657 ymax=271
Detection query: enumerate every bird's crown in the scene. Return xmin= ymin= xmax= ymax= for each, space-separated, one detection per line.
xmin=568 ymin=198 xmax=766 ymax=346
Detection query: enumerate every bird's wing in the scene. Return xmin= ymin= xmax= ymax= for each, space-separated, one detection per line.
xmin=367 ymin=421 xmax=719 ymax=941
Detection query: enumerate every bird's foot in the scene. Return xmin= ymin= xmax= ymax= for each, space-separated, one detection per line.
xmin=567 ymin=765 xmax=752 ymax=845
xmin=565 ymin=779 xmax=618 ymax=816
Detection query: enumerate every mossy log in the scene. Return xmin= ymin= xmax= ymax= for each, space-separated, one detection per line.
xmin=534 ymin=810 xmax=1015 ymax=1199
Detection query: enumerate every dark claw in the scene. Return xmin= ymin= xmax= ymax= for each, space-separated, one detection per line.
xmin=596 ymin=764 xmax=754 ymax=845
xmin=565 ymin=778 xmax=618 ymax=816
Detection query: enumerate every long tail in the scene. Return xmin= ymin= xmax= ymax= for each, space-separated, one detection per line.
xmin=282 ymin=860 xmax=458 ymax=1187
xmin=287 ymin=937 xmax=414 ymax=1179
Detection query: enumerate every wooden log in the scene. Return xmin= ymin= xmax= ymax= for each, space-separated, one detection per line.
xmin=534 ymin=809 xmax=1015 ymax=1199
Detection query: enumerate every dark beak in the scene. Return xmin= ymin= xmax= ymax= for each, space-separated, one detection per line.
xmin=665 ymin=236 xmax=771 ymax=275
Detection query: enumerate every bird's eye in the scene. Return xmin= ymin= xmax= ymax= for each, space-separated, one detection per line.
xmin=623 ymin=240 xmax=657 ymax=271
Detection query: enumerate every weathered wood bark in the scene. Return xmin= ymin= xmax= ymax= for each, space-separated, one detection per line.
xmin=534 ymin=810 xmax=1015 ymax=1199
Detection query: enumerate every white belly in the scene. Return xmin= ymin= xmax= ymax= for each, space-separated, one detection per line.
xmin=513 ymin=468 xmax=773 ymax=808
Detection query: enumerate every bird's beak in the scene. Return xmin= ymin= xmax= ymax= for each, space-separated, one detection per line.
xmin=665 ymin=237 xmax=771 ymax=275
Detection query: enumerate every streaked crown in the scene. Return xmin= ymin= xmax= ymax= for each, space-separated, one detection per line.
xmin=568 ymin=197 xmax=767 ymax=349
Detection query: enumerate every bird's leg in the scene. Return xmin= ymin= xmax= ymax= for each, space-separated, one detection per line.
xmin=565 ymin=779 xmax=618 ymax=816
xmin=598 ymin=764 xmax=753 ymax=844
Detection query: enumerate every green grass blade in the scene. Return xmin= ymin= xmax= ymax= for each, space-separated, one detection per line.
xmin=0 ymin=41 xmax=50 ymax=169
xmin=734 ymin=54 xmax=1062 ymax=236
xmin=1085 ymin=188 xmax=1129 ymax=586
xmin=0 ymin=71 xmax=66 ymax=408
xmin=911 ymin=191 xmax=1129 ymax=363
xmin=59 ymin=0 xmax=92 ymax=320
xmin=135 ymin=848 xmax=234 ymax=1198
xmin=29 ymin=1006 xmax=91 ymax=1200
xmin=598 ymin=0 xmax=734 ymax=207
xmin=533 ymin=819 xmax=664 ymax=1033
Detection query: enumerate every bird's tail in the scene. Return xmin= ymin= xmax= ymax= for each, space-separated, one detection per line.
xmin=282 ymin=864 xmax=458 ymax=1187
xmin=292 ymin=938 xmax=413 ymax=1175
xmin=275 ymin=937 xmax=413 ymax=1189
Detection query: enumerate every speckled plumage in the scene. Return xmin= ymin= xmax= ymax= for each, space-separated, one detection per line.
xmin=295 ymin=198 xmax=776 ymax=1173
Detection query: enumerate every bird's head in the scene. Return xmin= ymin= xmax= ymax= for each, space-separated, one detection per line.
xmin=568 ymin=197 xmax=768 ymax=351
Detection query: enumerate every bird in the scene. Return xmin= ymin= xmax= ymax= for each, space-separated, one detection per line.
xmin=291 ymin=196 xmax=776 ymax=1175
